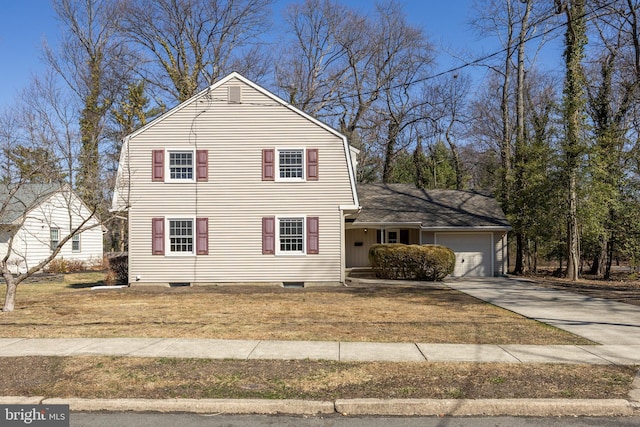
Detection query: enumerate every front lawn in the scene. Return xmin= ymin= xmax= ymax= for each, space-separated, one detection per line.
xmin=0 ymin=272 xmax=589 ymax=345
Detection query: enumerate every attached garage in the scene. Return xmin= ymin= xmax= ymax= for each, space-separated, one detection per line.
xmin=435 ymin=232 xmax=493 ymax=277
xmin=346 ymin=184 xmax=511 ymax=277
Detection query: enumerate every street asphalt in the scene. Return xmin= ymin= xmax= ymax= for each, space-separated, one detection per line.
xmin=1 ymin=276 xmax=639 ymax=417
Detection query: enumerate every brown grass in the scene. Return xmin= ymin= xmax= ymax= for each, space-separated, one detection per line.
xmin=0 ymin=356 xmax=634 ymax=400
xmin=526 ymin=272 xmax=640 ymax=306
xmin=0 ymin=272 xmax=590 ymax=345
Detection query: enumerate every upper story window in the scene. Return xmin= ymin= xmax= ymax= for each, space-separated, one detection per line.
xmin=153 ymin=149 xmax=207 ymax=183
xmin=262 ymin=148 xmax=318 ymax=182
xmin=169 ymin=151 xmax=194 ymax=181
xmin=278 ymin=149 xmax=304 ymax=180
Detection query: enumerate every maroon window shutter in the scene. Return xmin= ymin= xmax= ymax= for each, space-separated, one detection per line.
xmin=152 ymin=217 xmax=165 ymax=255
xmin=196 ymin=150 xmax=208 ymax=181
xmin=307 ymin=216 xmax=319 ymax=254
xmin=152 ymin=150 xmax=164 ymax=182
xmin=307 ymin=149 xmax=318 ymax=181
xmin=262 ymin=217 xmax=275 ymax=254
xmin=262 ymin=149 xmax=274 ymax=181
xmin=196 ymin=217 xmax=209 ymax=255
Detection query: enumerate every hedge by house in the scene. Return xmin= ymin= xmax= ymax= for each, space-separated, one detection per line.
xmin=107 ymin=253 xmax=128 ymax=285
xmin=369 ymin=244 xmax=456 ymax=281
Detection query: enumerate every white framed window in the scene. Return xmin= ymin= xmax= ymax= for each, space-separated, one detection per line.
xmin=277 ymin=149 xmax=304 ymax=180
xmin=167 ymin=218 xmax=194 ymax=255
xmin=50 ymin=228 xmax=60 ymax=251
xmin=168 ymin=150 xmax=194 ymax=181
xmin=72 ymin=233 xmax=81 ymax=252
xmin=277 ymin=216 xmax=305 ymax=255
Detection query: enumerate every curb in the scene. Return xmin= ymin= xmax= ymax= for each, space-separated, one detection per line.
xmin=334 ymin=398 xmax=635 ymax=417
xmin=42 ymin=398 xmax=335 ymax=415
xmin=2 ymin=397 xmax=636 ymax=417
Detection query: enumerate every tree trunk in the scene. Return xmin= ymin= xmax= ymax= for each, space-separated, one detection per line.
xmin=566 ymin=174 xmax=580 ymax=280
xmin=589 ymin=236 xmax=608 ymax=276
xmin=2 ymin=271 xmax=17 ymax=312
xmin=382 ymin=121 xmax=399 ymax=183
xmin=604 ymin=240 xmax=614 ymax=280
xmin=560 ymin=0 xmax=587 ymax=282
xmin=444 ymin=126 xmax=463 ymax=190
xmin=513 ymin=232 xmax=525 ymax=275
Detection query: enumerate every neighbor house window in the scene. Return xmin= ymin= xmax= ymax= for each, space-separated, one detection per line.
xmin=50 ymin=228 xmax=59 ymax=251
xmin=169 ymin=219 xmax=194 ymax=254
xmin=278 ymin=149 xmax=304 ymax=179
xmin=278 ymin=217 xmax=304 ymax=253
xmin=72 ymin=233 xmax=80 ymax=252
xmin=169 ymin=151 xmax=194 ymax=180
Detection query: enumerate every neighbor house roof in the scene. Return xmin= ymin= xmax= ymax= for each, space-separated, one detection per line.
xmin=0 ymin=183 xmax=64 ymax=224
xmin=354 ymin=183 xmax=511 ymax=230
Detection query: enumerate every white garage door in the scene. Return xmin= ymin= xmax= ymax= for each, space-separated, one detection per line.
xmin=435 ymin=233 xmax=493 ymax=277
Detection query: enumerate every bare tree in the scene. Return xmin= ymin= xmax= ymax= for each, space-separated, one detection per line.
xmin=117 ymin=0 xmax=273 ymax=103
xmin=277 ymin=0 xmax=434 ymax=183
xmin=44 ymin=0 xmax=131 ymax=206
xmin=276 ymin=0 xmax=351 ymax=115
xmin=1 ymin=182 xmax=99 ymax=312
xmin=427 ymin=74 xmax=472 ymax=190
xmin=0 ymin=97 xmax=102 ymax=312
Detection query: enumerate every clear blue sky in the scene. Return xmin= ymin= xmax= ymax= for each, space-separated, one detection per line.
xmin=0 ymin=0 xmax=553 ymax=111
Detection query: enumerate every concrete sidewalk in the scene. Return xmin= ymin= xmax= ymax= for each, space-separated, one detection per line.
xmin=1 ymin=337 xmax=640 ymax=365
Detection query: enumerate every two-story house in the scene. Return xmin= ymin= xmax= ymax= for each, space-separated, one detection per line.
xmin=111 ymin=72 xmax=360 ymax=286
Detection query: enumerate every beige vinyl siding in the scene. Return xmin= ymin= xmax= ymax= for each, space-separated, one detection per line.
xmin=345 ymin=228 xmax=380 ymax=268
xmin=124 ymin=77 xmax=355 ymax=284
xmin=494 ymin=231 xmax=508 ymax=276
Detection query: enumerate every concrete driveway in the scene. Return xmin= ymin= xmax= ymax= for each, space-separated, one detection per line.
xmin=445 ymin=277 xmax=640 ymax=345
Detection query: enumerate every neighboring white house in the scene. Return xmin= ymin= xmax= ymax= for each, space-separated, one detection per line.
xmin=1 ymin=184 xmax=104 ymax=274
xmin=112 ymin=72 xmax=360 ymax=286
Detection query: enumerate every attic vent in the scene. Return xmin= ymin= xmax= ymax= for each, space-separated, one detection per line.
xmin=228 ymin=86 xmax=241 ymax=104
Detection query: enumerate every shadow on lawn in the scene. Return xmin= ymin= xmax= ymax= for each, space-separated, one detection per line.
xmin=67 ymin=281 xmax=107 ymax=289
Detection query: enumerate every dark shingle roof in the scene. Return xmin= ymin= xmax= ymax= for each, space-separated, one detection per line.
xmin=0 ymin=183 xmax=61 ymax=224
xmin=354 ymin=183 xmax=511 ymax=229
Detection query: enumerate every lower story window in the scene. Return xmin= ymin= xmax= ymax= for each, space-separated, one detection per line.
xmin=72 ymin=233 xmax=81 ymax=252
xmin=279 ymin=217 xmax=304 ymax=253
xmin=169 ymin=219 xmax=193 ymax=253
xmin=50 ymin=228 xmax=59 ymax=251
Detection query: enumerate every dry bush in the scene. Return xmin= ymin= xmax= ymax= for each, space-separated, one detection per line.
xmin=369 ymin=244 xmax=455 ymax=281
xmin=44 ymin=258 xmax=86 ymax=274
xmin=107 ymin=253 xmax=128 ymax=285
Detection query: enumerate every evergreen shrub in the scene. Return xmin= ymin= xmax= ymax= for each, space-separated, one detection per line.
xmin=107 ymin=253 xmax=128 ymax=285
xmin=368 ymin=244 xmax=455 ymax=281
